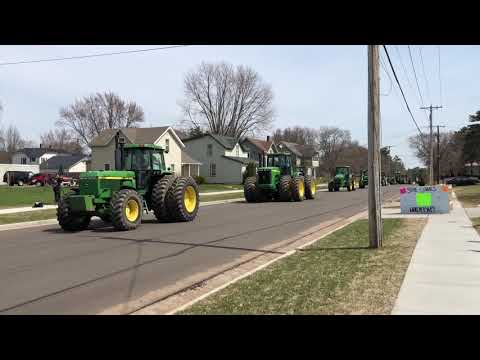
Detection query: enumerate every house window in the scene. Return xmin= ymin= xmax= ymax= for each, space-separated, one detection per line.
xmin=165 ymin=139 xmax=169 ymax=152
xmin=170 ymin=164 xmax=175 ymax=173
xmin=104 ymin=164 xmax=110 ymax=170
xmin=21 ymin=157 xmax=27 ymax=164
xmin=30 ymin=157 xmax=36 ymax=162
xmin=207 ymin=144 xmax=213 ymax=157
xmin=210 ymin=163 xmax=216 ymax=177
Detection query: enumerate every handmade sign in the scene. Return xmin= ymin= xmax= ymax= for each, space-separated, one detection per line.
xmin=399 ymin=185 xmax=450 ymax=214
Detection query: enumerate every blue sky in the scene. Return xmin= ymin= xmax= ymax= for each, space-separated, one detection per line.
xmin=0 ymin=45 xmax=478 ymax=168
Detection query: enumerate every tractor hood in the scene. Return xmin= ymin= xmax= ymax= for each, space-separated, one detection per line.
xmin=80 ymin=170 xmax=135 ymax=179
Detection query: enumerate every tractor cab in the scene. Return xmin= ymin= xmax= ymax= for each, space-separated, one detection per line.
xmin=266 ymin=153 xmax=293 ymax=176
xmin=122 ymin=144 xmax=168 ymax=192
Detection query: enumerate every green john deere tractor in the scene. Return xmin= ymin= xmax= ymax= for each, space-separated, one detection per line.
xmin=359 ymin=169 xmax=368 ymax=189
xmin=57 ymin=134 xmax=199 ymax=232
xmin=328 ymin=166 xmax=356 ymax=192
xmin=243 ymin=153 xmax=316 ymax=202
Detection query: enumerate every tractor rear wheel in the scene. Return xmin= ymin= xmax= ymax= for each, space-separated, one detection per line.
xmin=111 ymin=189 xmax=143 ymax=231
xmin=304 ymin=175 xmax=316 ymax=200
xmin=292 ymin=176 xmax=305 ymax=202
xmin=279 ymin=175 xmax=292 ymax=201
xmin=57 ymin=198 xmax=91 ymax=231
xmin=166 ymin=176 xmax=199 ymax=222
xmin=244 ymin=176 xmax=259 ymax=203
xmin=152 ymin=175 xmax=177 ymax=222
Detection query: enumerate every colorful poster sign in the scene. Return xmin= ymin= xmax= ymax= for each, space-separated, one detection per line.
xmin=400 ymin=185 xmax=450 ymax=214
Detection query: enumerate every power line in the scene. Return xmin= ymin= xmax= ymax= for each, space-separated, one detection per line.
xmin=408 ymin=45 xmax=426 ymax=108
xmin=394 ymin=46 xmax=415 ymax=93
xmin=438 ymin=45 xmax=443 ymax=106
xmin=382 ymin=45 xmax=424 ymax=137
xmin=418 ymin=46 xmax=431 ymax=105
xmin=379 ymin=53 xmax=393 ymax=96
xmin=0 ymin=45 xmax=190 ymax=66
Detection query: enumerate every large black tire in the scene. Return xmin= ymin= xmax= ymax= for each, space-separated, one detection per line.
xmin=244 ymin=176 xmax=259 ymax=203
xmin=57 ymin=198 xmax=91 ymax=232
xmin=151 ymin=175 xmax=177 ymax=222
xmin=111 ymin=189 xmax=143 ymax=231
xmin=279 ymin=175 xmax=292 ymax=201
xmin=334 ymin=185 xmax=340 ymax=192
xmin=291 ymin=175 xmax=305 ymax=202
xmin=328 ymin=182 xmax=333 ymax=192
xmin=304 ymin=175 xmax=316 ymax=200
xmin=166 ymin=176 xmax=199 ymax=222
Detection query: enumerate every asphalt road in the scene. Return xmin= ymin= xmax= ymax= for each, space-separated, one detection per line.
xmin=0 ymin=185 xmax=401 ymax=314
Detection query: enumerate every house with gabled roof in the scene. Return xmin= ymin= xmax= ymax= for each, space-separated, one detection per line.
xmin=183 ymin=133 xmax=254 ymax=184
xmin=40 ymin=154 xmax=89 ymax=174
xmin=11 ymin=146 xmax=69 ymax=165
xmin=240 ymin=136 xmax=277 ymax=167
xmin=89 ymin=126 xmax=201 ymax=177
xmin=276 ymin=141 xmax=320 ymax=177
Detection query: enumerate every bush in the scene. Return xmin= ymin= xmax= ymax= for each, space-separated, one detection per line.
xmin=193 ymin=175 xmax=205 ymax=185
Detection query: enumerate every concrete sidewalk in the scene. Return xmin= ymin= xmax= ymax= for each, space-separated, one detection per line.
xmin=392 ymin=193 xmax=480 ymax=315
xmin=0 ymin=205 xmax=58 ymax=215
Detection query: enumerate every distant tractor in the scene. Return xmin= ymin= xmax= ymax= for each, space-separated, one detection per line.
xmin=359 ymin=169 xmax=368 ymax=189
xmin=57 ymin=134 xmax=199 ymax=232
xmin=243 ymin=153 xmax=316 ymax=202
xmin=328 ymin=166 xmax=356 ymax=192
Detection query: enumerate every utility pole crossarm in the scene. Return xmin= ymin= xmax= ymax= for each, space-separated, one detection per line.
xmin=420 ymin=105 xmax=443 ymax=185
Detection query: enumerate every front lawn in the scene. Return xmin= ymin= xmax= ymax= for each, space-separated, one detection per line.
xmin=0 ymin=186 xmax=70 ymax=209
xmin=198 ymin=184 xmax=243 ymax=193
xmin=454 ymin=185 xmax=480 ymax=207
xmin=0 ymin=209 xmax=58 ymax=225
xmin=180 ymin=218 xmax=426 ymax=315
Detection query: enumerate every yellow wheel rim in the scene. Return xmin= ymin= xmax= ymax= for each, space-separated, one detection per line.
xmin=184 ymin=185 xmax=197 ymax=213
xmin=125 ymin=199 xmax=139 ymax=222
xmin=311 ymin=181 xmax=316 ymax=194
xmin=299 ymin=180 xmax=305 ymax=198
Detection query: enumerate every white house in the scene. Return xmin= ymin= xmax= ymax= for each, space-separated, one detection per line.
xmin=89 ymin=126 xmax=201 ymax=176
xmin=183 ymin=133 xmax=253 ymax=184
xmin=11 ymin=147 xmax=68 ymax=165
xmin=40 ymin=155 xmax=89 ymax=174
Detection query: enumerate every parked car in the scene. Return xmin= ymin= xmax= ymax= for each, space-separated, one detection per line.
xmin=3 ymin=171 xmax=34 ymax=186
xmin=445 ymin=176 xmax=479 ymax=186
xmin=30 ymin=173 xmax=53 ymax=186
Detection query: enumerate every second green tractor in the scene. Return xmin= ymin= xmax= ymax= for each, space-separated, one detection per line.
xmin=328 ymin=166 xmax=356 ymax=192
xmin=244 ymin=153 xmax=316 ymax=203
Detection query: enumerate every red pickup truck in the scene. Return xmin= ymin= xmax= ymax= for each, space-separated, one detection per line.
xmin=30 ymin=173 xmax=77 ymax=186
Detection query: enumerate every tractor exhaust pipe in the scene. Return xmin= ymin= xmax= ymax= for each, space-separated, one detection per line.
xmin=114 ymin=131 xmax=125 ymax=170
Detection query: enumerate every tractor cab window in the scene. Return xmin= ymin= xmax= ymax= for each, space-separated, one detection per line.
xmin=336 ymin=167 xmax=349 ymax=175
xmin=267 ymin=155 xmax=291 ymax=168
xmin=124 ymin=149 xmax=151 ymax=170
xmin=152 ymin=151 xmax=164 ymax=171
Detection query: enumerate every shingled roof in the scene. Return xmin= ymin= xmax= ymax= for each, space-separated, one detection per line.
xmin=40 ymin=155 xmax=86 ymax=171
xmin=89 ymin=126 xmax=171 ymax=147
xmin=16 ymin=147 xmax=66 ymax=158
xmin=278 ymin=141 xmax=318 ymax=158
xmin=183 ymin=133 xmax=245 ymax=150
xmin=241 ymin=137 xmax=274 ymax=153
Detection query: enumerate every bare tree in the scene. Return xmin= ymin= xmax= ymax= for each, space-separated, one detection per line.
xmin=180 ymin=62 xmax=274 ymax=139
xmin=57 ymin=91 xmax=145 ymax=146
xmin=315 ymin=126 xmax=351 ymax=176
xmin=273 ymin=126 xmax=317 ymax=145
xmin=40 ymin=128 xmax=84 ymax=154
xmin=2 ymin=125 xmax=25 ymax=153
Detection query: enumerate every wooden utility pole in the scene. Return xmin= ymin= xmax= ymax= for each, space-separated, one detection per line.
xmin=436 ymin=125 xmax=446 ymax=184
xmin=368 ymin=45 xmax=382 ymax=248
xmin=420 ymin=105 xmax=442 ymax=184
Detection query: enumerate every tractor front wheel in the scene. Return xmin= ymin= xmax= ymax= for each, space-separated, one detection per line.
xmin=279 ymin=175 xmax=292 ymax=201
xmin=111 ymin=189 xmax=143 ymax=231
xmin=292 ymin=176 xmax=305 ymax=202
xmin=57 ymin=198 xmax=91 ymax=232
xmin=167 ymin=176 xmax=199 ymax=222
xmin=152 ymin=175 xmax=177 ymax=222
xmin=244 ymin=176 xmax=259 ymax=203
xmin=304 ymin=175 xmax=316 ymax=200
